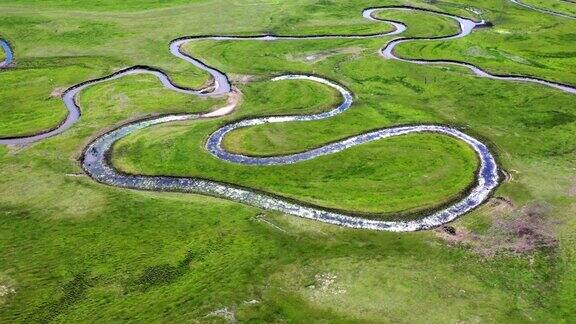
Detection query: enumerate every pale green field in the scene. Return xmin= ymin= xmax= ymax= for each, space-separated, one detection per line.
xmin=521 ymin=0 xmax=576 ymax=16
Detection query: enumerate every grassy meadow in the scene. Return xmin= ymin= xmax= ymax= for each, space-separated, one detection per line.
xmin=0 ymin=0 xmax=575 ymax=322
xmin=520 ymin=0 xmax=576 ymax=16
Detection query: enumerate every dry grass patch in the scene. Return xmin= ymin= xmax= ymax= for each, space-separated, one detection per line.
xmin=0 ymin=273 xmax=16 ymax=306
xmin=50 ymin=87 xmax=66 ymax=98
xmin=437 ymin=200 xmax=558 ymax=257
xmin=287 ymin=47 xmax=363 ymax=64
xmin=568 ymin=177 xmax=576 ymax=197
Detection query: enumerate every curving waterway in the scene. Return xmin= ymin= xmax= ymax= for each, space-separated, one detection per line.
xmin=375 ymin=6 xmax=576 ymax=93
xmin=2 ymin=6 xmax=576 ymax=229
xmin=0 ymin=39 xmax=13 ymax=68
xmin=82 ymin=74 xmax=500 ymax=232
xmin=1 ymin=6 xmax=574 ymax=146
xmin=509 ymin=0 xmax=576 ymax=19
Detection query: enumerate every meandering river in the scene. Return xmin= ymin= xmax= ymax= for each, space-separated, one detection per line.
xmin=2 ymin=6 xmax=575 ymax=230
xmin=509 ymin=0 xmax=576 ymax=19
xmin=82 ymin=74 xmax=500 ymax=231
xmin=0 ymin=39 xmax=13 ymax=68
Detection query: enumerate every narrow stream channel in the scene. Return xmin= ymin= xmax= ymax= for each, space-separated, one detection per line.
xmin=2 ymin=6 xmax=574 ymax=230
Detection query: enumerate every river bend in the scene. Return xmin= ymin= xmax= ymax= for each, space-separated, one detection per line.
xmin=5 ymin=6 xmax=576 ymax=230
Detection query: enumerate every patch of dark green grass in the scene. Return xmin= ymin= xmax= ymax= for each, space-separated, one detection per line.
xmin=31 ymin=272 xmax=95 ymax=323
xmin=127 ymin=250 xmax=195 ymax=292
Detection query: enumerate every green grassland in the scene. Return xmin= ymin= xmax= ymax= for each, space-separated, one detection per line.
xmin=521 ymin=0 xmax=576 ymax=16
xmin=111 ymin=80 xmax=478 ymax=216
xmin=0 ymin=0 xmax=575 ymax=322
xmin=391 ymin=1 xmax=576 ymax=84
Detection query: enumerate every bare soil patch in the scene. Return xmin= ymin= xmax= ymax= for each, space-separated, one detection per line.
xmin=287 ymin=47 xmax=364 ymax=64
xmin=201 ymin=87 xmax=242 ymax=118
xmin=437 ymin=200 xmax=557 ymax=257
xmin=568 ymin=177 xmax=576 ymax=197
xmin=306 ymin=273 xmax=346 ymax=301
xmin=50 ymin=87 xmax=66 ymax=98
xmin=0 ymin=273 xmax=16 ymax=305
xmin=206 ymin=307 xmax=237 ymax=323
xmin=230 ymin=74 xmax=256 ymax=84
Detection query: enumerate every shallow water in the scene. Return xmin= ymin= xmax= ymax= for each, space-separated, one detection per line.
xmin=509 ymin=0 xmax=576 ymax=19
xmin=4 ymin=5 xmax=576 ymax=230
xmin=379 ymin=8 xmax=576 ymax=94
xmin=1 ymin=6 xmax=573 ymax=145
xmin=0 ymin=39 xmax=13 ymax=68
xmin=82 ymin=75 xmax=500 ymax=232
